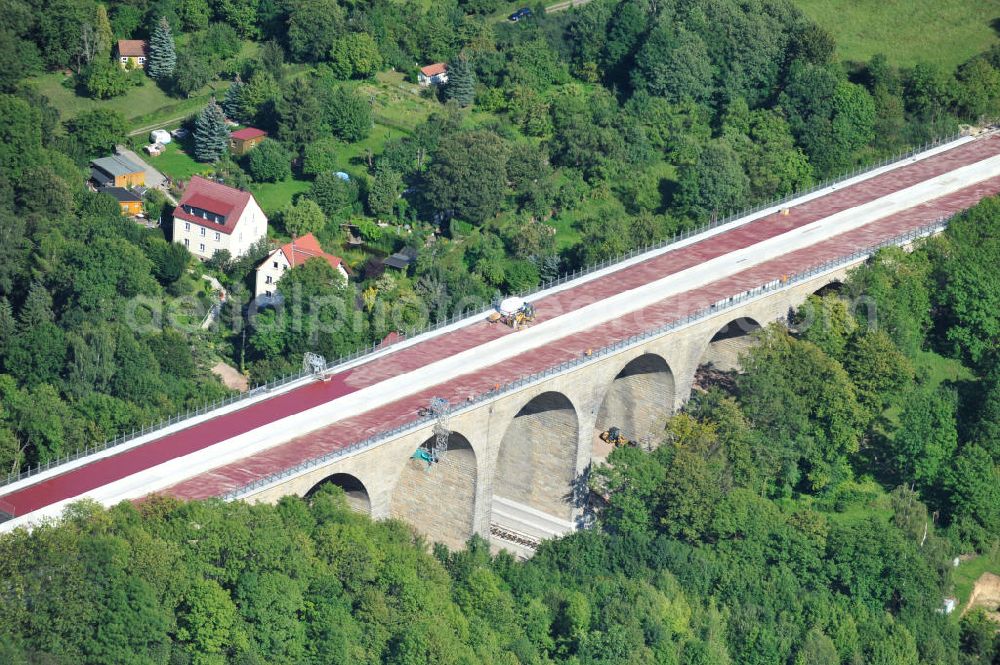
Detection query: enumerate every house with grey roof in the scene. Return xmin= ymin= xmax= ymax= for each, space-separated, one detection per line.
xmin=90 ymin=155 xmax=146 ymax=189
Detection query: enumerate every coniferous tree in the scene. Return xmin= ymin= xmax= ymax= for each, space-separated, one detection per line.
xmin=147 ymin=17 xmax=177 ymax=81
xmin=220 ymin=76 xmax=246 ymax=123
xmin=0 ymin=296 xmax=14 ymax=361
xmin=95 ymin=5 xmax=113 ymax=59
xmin=194 ymin=100 xmax=230 ymax=162
xmin=19 ymin=282 xmax=54 ymax=328
xmin=444 ymin=54 xmax=475 ymax=107
xmin=278 ymin=78 xmax=324 ymax=155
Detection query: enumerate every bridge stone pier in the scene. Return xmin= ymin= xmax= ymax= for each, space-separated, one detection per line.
xmin=244 ymin=263 xmax=853 ymax=556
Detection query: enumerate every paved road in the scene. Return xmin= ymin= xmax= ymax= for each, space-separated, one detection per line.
xmin=2 ymin=134 xmax=1000 ymax=529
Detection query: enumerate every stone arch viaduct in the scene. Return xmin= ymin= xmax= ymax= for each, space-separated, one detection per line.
xmin=246 ymin=266 xmax=850 ymax=554
xmin=3 ymin=131 xmax=999 ymax=545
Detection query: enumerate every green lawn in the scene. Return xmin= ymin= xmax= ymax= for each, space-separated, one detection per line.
xmin=953 ymin=547 xmax=1000 ymax=611
xmin=152 ymin=141 xmax=208 ymax=181
xmin=793 ymin=0 xmax=1000 ymax=69
xmin=365 ymin=72 xmax=439 ymax=132
xmin=328 ymin=122 xmax=401 ymax=181
xmin=548 ymin=215 xmax=583 ymax=251
xmin=913 ymin=349 xmax=975 ymax=385
xmin=882 ymin=350 xmax=973 ymax=427
xmin=29 ymin=71 xmax=228 ymax=133
xmin=249 ymin=178 xmax=313 ymax=216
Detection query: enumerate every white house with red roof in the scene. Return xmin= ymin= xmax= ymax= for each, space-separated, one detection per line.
xmin=172 ymin=176 xmax=268 ymax=260
xmin=254 ymin=233 xmax=348 ymax=299
xmin=116 ymin=39 xmax=148 ymax=68
xmin=417 ymin=62 xmax=448 ymax=86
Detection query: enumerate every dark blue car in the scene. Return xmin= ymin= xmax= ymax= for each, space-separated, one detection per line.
xmin=508 ymin=7 xmax=532 ymax=21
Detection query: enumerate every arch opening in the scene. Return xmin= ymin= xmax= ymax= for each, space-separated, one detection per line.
xmin=493 ymin=391 xmax=579 ymax=523
xmin=813 ymin=281 xmax=844 ymax=297
xmin=695 ymin=317 xmax=763 ymax=392
xmin=306 ymin=472 xmax=371 ymax=515
xmin=594 ymin=354 xmax=675 ymax=460
xmin=391 ymin=432 xmax=477 ymax=550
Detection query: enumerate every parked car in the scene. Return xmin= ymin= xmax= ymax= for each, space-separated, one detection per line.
xmin=508 ymin=7 xmax=532 ymax=21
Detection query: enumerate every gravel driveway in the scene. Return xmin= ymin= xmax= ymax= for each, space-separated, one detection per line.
xmin=115 ymin=145 xmax=177 ymax=204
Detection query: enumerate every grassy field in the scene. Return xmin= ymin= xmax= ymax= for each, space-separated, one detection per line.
xmin=882 ymin=350 xmax=973 ymax=428
xmin=249 ymin=178 xmax=312 ymax=216
xmin=953 ymin=546 xmax=1000 ymax=611
xmin=152 ymin=138 xmax=312 ymax=215
xmin=913 ymin=349 xmax=975 ymax=385
xmin=793 ymin=0 xmax=1000 ymax=69
xmin=29 ymin=72 xmax=228 ymax=133
xmin=153 ymin=141 xmax=208 ymax=181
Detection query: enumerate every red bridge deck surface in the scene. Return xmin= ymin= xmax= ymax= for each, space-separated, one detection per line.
xmin=4 ymin=137 xmax=1000 ymax=514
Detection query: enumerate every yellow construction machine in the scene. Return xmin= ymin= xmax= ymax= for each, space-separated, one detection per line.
xmin=599 ymin=426 xmax=631 ymax=447
xmin=488 ymin=297 xmax=536 ymax=330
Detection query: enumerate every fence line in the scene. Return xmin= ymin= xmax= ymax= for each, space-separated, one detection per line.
xmin=219 ymin=218 xmax=949 ymax=501
xmin=0 ymin=132 xmax=964 ymax=491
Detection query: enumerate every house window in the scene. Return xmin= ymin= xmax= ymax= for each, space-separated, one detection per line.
xmin=265 ymin=275 xmax=273 ymax=284
xmin=137 ymin=57 xmax=145 ymax=63
xmin=184 ymin=239 xmax=189 ymax=247
xmin=184 ymin=222 xmax=190 ymax=231
xmin=273 ymin=261 xmax=278 ymax=268
xmin=265 ymin=290 xmax=272 ymax=297
xmin=120 ymin=57 xmax=127 ymax=63
xmin=215 ymin=232 xmax=220 ymax=241
xmin=199 ymin=243 xmax=205 ymax=252
xmin=200 ymin=227 xmax=206 ymax=236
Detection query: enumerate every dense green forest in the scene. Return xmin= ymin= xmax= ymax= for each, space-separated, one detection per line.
xmin=0 ymin=194 xmax=998 ymax=664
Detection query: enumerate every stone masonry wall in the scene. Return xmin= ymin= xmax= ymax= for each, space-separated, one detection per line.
xmin=389 ymin=436 xmax=477 ymax=550
xmin=493 ymin=393 xmax=578 ymax=521
xmin=595 ymin=357 xmax=675 ymax=442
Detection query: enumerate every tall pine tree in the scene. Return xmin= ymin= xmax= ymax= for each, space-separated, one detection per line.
xmin=194 ymin=100 xmax=230 ymax=162
xmin=444 ymin=54 xmax=475 ymax=108
xmin=221 ymin=76 xmax=246 ymax=123
xmin=278 ymin=78 xmax=324 ymax=155
xmin=147 ymin=17 xmax=177 ymax=80
xmin=95 ymin=5 xmax=113 ymax=58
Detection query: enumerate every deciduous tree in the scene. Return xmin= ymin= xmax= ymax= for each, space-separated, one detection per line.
xmin=246 ymin=138 xmax=291 ymax=182
xmin=424 ymin=129 xmax=509 ymax=224
xmin=281 ymin=198 xmax=326 ymax=237
xmin=329 ymin=33 xmax=383 ymax=79
xmin=367 ymin=162 xmax=402 ymax=219
xmin=324 ymin=86 xmax=373 ymax=142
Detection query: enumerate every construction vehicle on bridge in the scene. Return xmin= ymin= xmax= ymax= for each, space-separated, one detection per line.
xmin=487 ymin=297 xmax=536 ymax=330
xmin=599 ymin=426 xmax=633 ymax=447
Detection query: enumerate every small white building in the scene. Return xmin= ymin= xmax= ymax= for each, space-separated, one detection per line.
xmin=418 ymin=62 xmax=448 ymax=86
xmin=150 ymin=129 xmax=172 ymax=145
xmin=172 ymin=176 xmax=268 ymax=260
xmin=254 ymin=232 xmax=348 ymax=299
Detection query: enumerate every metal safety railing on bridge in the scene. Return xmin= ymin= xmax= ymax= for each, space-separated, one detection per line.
xmin=219 ymin=218 xmax=949 ymax=501
xmin=0 ymin=132 xmax=966 ymax=492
